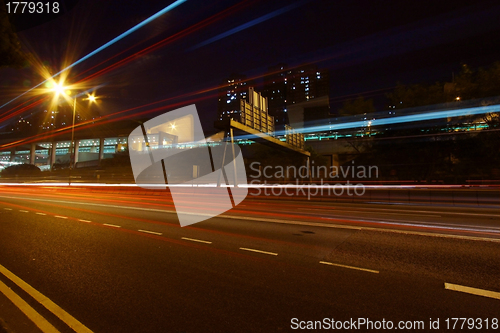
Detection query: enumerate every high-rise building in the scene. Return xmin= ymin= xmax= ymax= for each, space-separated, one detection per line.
xmin=216 ymin=82 xmax=275 ymax=135
xmin=262 ymin=64 xmax=329 ymax=131
xmin=217 ymin=74 xmax=251 ymax=121
xmin=286 ymin=64 xmax=329 ymax=104
xmin=261 ymin=64 xmax=288 ymax=132
xmin=6 ymin=101 xmax=100 ymax=135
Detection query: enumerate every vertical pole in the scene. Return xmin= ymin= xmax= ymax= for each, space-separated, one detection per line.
xmin=68 ymin=97 xmax=76 ymax=185
xmin=216 ymin=131 xmax=229 ymax=187
xmin=307 ymin=156 xmax=311 ymax=183
xmin=73 ymin=140 xmax=80 ymax=165
xmin=98 ymin=137 xmax=105 ymax=166
xmin=230 ymin=128 xmax=237 ymax=187
xmin=50 ymin=142 xmax=56 ymax=170
xmin=29 ymin=143 xmax=36 ymax=165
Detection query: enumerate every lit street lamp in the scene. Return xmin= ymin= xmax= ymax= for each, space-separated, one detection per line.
xmin=52 ymin=83 xmax=98 ymax=184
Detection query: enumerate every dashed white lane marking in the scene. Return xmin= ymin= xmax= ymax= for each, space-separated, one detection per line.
xmin=3 ymin=208 xmax=12 ymax=210
xmin=103 ymin=223 xmax=121 ymax=228
xmin=36 ymin=212 xmax=46 ymax=216
xmin=2 ymin=195 xmax=498 ymax=243
xmin=181 ymin=237 xmax=212 ymax=244
xmin=239 ymin=247 xmax=278 ymax=256
xmin=79 ymin=219 xmax=92 ymax=223
xmin=138 ymin=229 xmax=162 ymax=236
xmin=445 ymin=282 xmax=500 ymax=300
xmin=319 ymin=261 xmax=379 ymax=274
xmin=54 ymin=216 xmax=68 ymax=219
xmin=19 ymin=210 xmax=29 ymax=213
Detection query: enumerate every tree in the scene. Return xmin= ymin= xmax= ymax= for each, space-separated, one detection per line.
xmin=387 ymin=82 xmax=446 ymax=109
xmin=390 ymin=62 xmax=500 ymax=108
xmin=0 ymin=0 xmax=25 ymax=68
xmin=338 ymin=96 xmax=375 ymax=116
xmin=475 ymin=62 xmax=500 ymax=100
xmin=453 ymin=63 xmax=477 ymax=100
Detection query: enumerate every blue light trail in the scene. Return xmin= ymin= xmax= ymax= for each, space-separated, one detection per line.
xmin=0 ymin=0 xmax=187 ymax=110
xmin=231 ymin=103 xmax=500 ymax=141
xmin=189 ymin=0 xmax=309 ymax=50
xmin=305 ymin=104 xmax=500 ymax=134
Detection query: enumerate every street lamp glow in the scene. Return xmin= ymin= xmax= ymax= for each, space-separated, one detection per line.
xmin=49 ymin=84 xmax=99 ymax=184
xmin=53 ymin=83 xmax=67 ymax=96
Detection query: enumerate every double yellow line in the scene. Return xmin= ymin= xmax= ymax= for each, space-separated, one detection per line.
xmin=0 ymin=264 xmax=93 ymax=333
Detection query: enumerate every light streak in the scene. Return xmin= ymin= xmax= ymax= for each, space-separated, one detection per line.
xmin=0 ymin=96 xmax=48 ymax=124
xmin=293 ymin=104 xmax=500 ymax=135
xmin=0 ymin=88 xmax=222 ymax=149
xmin=1 ymin=183 xmax=498 ymax=189
xmin=0 ymin=0 xmax=187 ymax=110
xmin=222 ymin=103 xmax=500 ymax=139
xmin=75 ymin=0 xmax=256 ymax=83
xmin=2 ymin=0 xmax=255 ymax=127
xmin=189 ymin=0 xmax=309 ymax=50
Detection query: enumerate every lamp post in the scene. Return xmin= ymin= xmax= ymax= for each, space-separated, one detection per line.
xmin=52 ymin=84 xmax=97 ymax=185
xmin=68 ymin=95 xmax=77 ymax=185
xmin=68 ymin=93 xmax=98 ymax=185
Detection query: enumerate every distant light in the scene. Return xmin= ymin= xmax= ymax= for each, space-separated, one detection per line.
xmin=456 ymin=96 xmax=461 ymax=101
xmin=53 ymin=83 xmax=67 ymax=96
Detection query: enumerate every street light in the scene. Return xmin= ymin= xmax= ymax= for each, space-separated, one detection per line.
xmin=51 ymin=85 xmax=98 ymax=184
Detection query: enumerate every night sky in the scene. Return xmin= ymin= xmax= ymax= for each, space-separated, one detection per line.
xmin=2 ymin=0 xmax=500 ymax=132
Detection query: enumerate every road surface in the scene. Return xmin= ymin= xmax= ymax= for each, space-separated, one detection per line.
xmin=0 ymin=185 xmax=499 ymax=332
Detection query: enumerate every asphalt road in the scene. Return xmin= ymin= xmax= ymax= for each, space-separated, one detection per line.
xmin=0 ymin=186 xmax=499 ymax=332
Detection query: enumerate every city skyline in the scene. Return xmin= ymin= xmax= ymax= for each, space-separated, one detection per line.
xmin=2 ymin=0 xmax=500 ymax=132
xmin=0 ymin=2 xmax=499 ymax=332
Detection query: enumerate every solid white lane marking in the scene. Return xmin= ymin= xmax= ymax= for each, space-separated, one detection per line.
xmin=0 ymin=264 xmax=93 ymax=333
xmin=181 ymin=237 xmax=212 ymax=244
xmin=19 ymin=210 xmax=29 ymax=213
xmin=320 ymin=261 xmax=379 ymax=274
xmin=299 ymin=208 xmax=440 ymax=217
xmin=346 ymin=207 xmax=500 ymax=218
xmin=361 ymin=211 xmax=440 ymax=217
xmin=445 ymin=282 xmax=500 ymax=300
xmin=103 ymin=223 xmax=121 ymax=228
xmin=36 ymin=212 xmax=46 ymax=216
xmin=3 ymin=208 xmax=12 ymax=210
xmin=54 ymin=216 xmax=68 ymax=219
xmin=240 ymin=247 xmax=278 ymax=256
xmin=138 ymin=229 xmax=162 ymax=236
xmin=79 ymin=219 xmax=91 ymax=223
xmin=0 ymin=280 xmax=61 ymax=333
